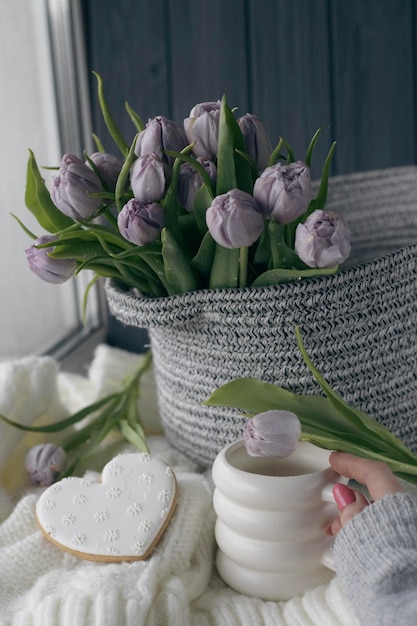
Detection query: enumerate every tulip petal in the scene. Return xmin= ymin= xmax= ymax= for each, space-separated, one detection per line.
xmin=244 ymin=410 xmax=301 ymax=458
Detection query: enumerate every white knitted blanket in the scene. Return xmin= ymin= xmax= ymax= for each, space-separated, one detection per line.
xmin=0 ymin=346 xmax=358 ymax=626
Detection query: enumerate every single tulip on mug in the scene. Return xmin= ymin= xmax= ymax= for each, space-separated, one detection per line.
xmin=244 ymin=410 xmax=302 ymax=458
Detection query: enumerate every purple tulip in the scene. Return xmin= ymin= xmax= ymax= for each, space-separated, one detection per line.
xmin=244 ymin=410 xmax=301 ymax=458
xmin=25 ymin=235 xmax=77 ymax=284
xmin=25 ymin=443 xmax=67 ymax=486
xmin=183 ymin=101 xmax=221 ymax=160
xmin=130 ymin=153 xmax=170 ymax=202
xmin=178 ymin=158 xmax=217 ymax=212
xmin=88 ymin=152 xmax=123 ymax=189
xmin=238 ymin=113 xmax=272 ymax=170
xmin=118 ymin=198 xmax=164 ymax=245
xmin=50 ymin=153 xmax=104 ymax=220
xmin=135 ymin=116 xmax=188 ymax=167
xmin=206 ymin=188 xmax=264 ymax=249
xmin=295 ymin=209 xmax=351 ymax=268
xmin=253 ymin=160 xmax=312 ymax=224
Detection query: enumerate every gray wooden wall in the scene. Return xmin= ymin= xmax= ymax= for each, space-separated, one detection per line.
xmin=85 ymin=0 xmax=417 ymax=179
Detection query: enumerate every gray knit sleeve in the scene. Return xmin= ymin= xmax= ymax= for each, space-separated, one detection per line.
xmin=333 ymin=492 xmax=417 ymax=626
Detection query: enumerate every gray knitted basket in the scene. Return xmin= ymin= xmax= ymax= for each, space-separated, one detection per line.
xmin=106 ymin=166 xmax=417 ymax=469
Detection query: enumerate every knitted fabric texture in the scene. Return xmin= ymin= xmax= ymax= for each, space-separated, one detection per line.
xmin=334 ymin=492 xmax=417 ymax=626
xmin=106 ymin=166 xmax=417 ymax=468
xmin=0 ymin=347 xmax=360 ymax=626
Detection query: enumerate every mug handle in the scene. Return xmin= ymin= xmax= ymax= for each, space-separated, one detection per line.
xmin=320 ymin=477 xmax=349 ymax=572
xmin=321 ymin=476 xmax=348 ymax=504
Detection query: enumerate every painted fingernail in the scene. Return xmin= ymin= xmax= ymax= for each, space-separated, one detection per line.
xmin=333 ymin=483 xmax=356 ymax=511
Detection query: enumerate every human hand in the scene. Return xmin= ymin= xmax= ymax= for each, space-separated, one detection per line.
xmin=326 ymin=452 xmax=404 ymax=536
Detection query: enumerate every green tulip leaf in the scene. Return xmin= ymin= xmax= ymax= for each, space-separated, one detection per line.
xmin=251 ymin=266 xmax=338 ymax=287
xmin=92 ymin=133 xmax=105 ymax=152
xmin=216 ymin=96 xmax=253 ymax=195
xmin=282 ymin=137 xmax=295 ymax=164
xmin=268 ymin=138 xmax=284 ymax=167
xmin=119 ymin=419 xmax=149 ymax=453
xmin=300 ymin=432 xmax=417 ymax=485
xmin=295 ymin=327 xmax=417 ymax=462
xmin=161 ymin=228 xmax=199 ymax=294
xmin=93 ymin=72 xmax=129 ymax=156
xmin=308 ymin=141 xmax=336 ymax=212
xmin=209 ymin=244 xmax=240 ymax=289
xmin=47 ymin=240 xmax=104 ymax=260
xmin=235 ymin=149 xmax=259 ymax=180
xmin=115 ymin=134 xmax=138 ymax=212
xmin=305 ymin=127 xmax=323 ymax=168
xmin=191 ymin=231 xmax=216 ymax=282
xmin=125 ymin=101 xmax=145 ymax=133
xmin=204 ymin=377 xmax=356 ymax=432
xmin=25 ymin=151 xmax=73 ymax=233
xmin=10 ymin=213 xmax=37 ymax=240
xmin=0 ymin=394 xmax=119 ymax=433
xmin=193 ymin=183 xmax=214 ymax=235
xmin=164 ymin=149 xmax=216 ymax=195
xmin=252 ymin=229 xmax=271 ymax=269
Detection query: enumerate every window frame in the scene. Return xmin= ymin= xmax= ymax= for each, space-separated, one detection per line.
xmin=44 ymin=0 xmax=108 ymax=370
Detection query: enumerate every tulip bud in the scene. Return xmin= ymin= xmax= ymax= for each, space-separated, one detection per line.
xmin=25 ymin=235 xmax=77 ymax=284
xmin=130 ymin=153 xmax=170 ymax=201
xmin=206 ymin=188 xmax=264 ymax=249
xmin=25 ymin=443 xmax=67 ymax=486
xmin=135 ymin=116 xmax=188 ymax=167
xmin=178 ymin=158 xmax=217 ymax=212
xmin=238 ymin=113 xmax=272 ymax=170
xmin=118 ymin=198 xmax=164 ymax=245
xmin=88 ymin=152 xmax=123 ymax=189
xmin=253 ymin=160 xmax=312 ymax=224
xmin=295 ymin=209 xmax=351 ymax=268
xmin=50 ymin=153 xmax=104 ymax=220
xmin=244 ymin=410 xmax=301 ymax=458
xmin=184 ymin=101 xmax=221 ymax=160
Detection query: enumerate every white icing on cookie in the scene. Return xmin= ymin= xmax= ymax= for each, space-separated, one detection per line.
xmin=36 ymin=453 xmax=177 ymax=561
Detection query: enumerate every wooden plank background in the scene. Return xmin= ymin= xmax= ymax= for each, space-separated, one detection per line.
xmin=84 ymin=0 xmax=417 ymax=179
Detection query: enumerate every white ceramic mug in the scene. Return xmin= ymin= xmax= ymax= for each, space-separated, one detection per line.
xmin=212 ymin=439 xmax=344 ymax=601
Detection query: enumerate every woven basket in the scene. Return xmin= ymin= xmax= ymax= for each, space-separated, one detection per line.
xmin=106 ymin=166 xmax=417 ymax=468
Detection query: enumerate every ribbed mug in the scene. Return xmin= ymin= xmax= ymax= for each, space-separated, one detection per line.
xmin=212 ymin=440 xmax=342 ymax=600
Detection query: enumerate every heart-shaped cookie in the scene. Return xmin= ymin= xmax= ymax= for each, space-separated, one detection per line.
xmin=36 ymin=452 xmax=177 ymax=562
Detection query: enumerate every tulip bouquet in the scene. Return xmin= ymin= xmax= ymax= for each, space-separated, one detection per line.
xmin=9 ymin=74 xmax=355 ymax=484
xmin=19 ymin=73 xmax=351 ymax=302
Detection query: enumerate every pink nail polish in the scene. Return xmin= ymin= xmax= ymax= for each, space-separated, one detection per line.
xmin=333 ymin=483 xmax=356 ymax=511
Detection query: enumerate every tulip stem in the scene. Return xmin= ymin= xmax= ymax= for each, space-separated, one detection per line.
xmin=103 ymin=208 xmax=118 ymax=230
xmin=268 ymin=221 xmax=288 ymax=269
xmin=239 ymin=247 xmax=248 ymax=288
